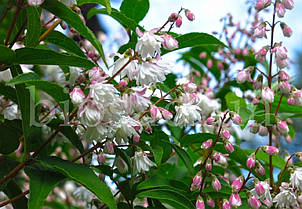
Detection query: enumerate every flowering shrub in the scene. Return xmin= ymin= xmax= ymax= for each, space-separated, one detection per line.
xmin=0 ymin=0 xmax=301 ymax=208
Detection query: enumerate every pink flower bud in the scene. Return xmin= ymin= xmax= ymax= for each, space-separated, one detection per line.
xmin=224 ymin=142 xmax=234 ymax=153
xmin=242 ymin=48 xmax=249 ymax=56
xmin=150 ymin=107 xmax=162 ymax=120
xmin=255 ymin=181 xmax=265 ymax=196
xmin=255 ymin=164 xmax=265 ymax=176
xmin=261 ymin=87 xmax=274 ymax=103
xmin=104 ymin=141 xmax=115 ymax=154
xmin=222 ymin=130 xmax=231 ymax=139
xmin=159 ymin=108 xmax=173 ymax=120
xmin=276 ymin=3 xmax=286 ymax=18
xmin=248 ymin=195 xmax=261 ymax=209
xmin=133 ymin=136 xmax=140 ymax=143
xmin=97 ymin=153 xmax=106 ymax=164
xmin=280 ymin=71 xmax=290 ymax=81
xmin=232 ymin=114 xmax=242 ymax=125
xmin=247 ymin=153 xmax=256 ymax=169
xmin=185 ymin=9 xmax=195 ymax=21
xmin=196 ymin=196 xmax=205 ymax=209
xmin=206 ymin=117 xmax=215 ymax=125
xmin=282 ymin=0 xmax=294 ymax=10
xmin=206 ymin=196 xmax=215 ymax=208
xmin=161 ymin=34 xmax=178 ymax=50
xmin=222 ymin=199 xmax=231 ymax=209
xmin=281 ymin=23 xmax=292 ymax=37
xmin=118 ymin=80 xmax=128 ymax=90
xmin=191 ymin=173 xmax=202 ymax=191
xmin=285 ymin=135 xmax=292 ymax=143
xmin=217 ymin=62 xmax=224 ymax=70
xmin=262 ymin=146 xmax=279 ymax=155
xmin=207 ymin=59 xmax=213 ymax=69
xmin=212 ymin=177 xmax=221 ymax=191
xmin=199 ymin=52 xmax=207 ymax=59
xmin=206 ymin=161 xmax=212 ymax=171
xmin=28 ymin=0 xmax=44 ymax=6
xmin=277 ymin=120 xmax=289 ymax=134
xmin=258 ymin=125 xmax=268 ymax=136
xmin=70 ymin=87 xmax=85 ymax=105
xmin=249 ymin=123 xmax=259 ymax=134
xmin=201 ymin=139 xmax=212 ymax=149
xmin=254 ymin=1 xmax=264 ymax=11
xmin=169 ymin=13 xmax=178 ymax=22
xmin=253 ymin=23 xmax=268 ymax=38
xmin=231 ymin=176 xmax=244 ymax=192
xmin=287 ymin=97 xmax=295 ymax=105
xmin=236 ymin=68 xmax=252 ymax=84
xmin=276 ymin=58 xmax=289 ymax=69
xmin=175 ymin=16 xmax=182 ymax=27
xmin=230 ymin=193 xmax=242 ymax=207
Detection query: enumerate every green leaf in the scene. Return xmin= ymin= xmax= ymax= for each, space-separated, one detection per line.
xmin=162 ymin=33 xmax=226 ymax=55
xmin=43 ymin=30 xmax=86 ymax=57
xmin=39 ymin=156 xmax=117 ymax=209
xmin=25 ymin=166 xmax=65 ymax=209
xmin=246 ymin=150 xmax=285 ymax=170
xmin=254 ymin=113 xmax=276 ymax=126
xmin=47 ymin=119 xmax=84 ymax=154
xmin=136 ymin=188 xmax=195 ymax=209
xmin=0 ymin=44 xmax=16 ymax=64
xmin=168 ymin=143 xmax=194 ymax=175
xmin=181 ymin=133 xmax=217 ymax=147
xmin=0 ymin=82 xmax=18 ymax=103
xmin=0 ymin=120 xmax=22 ymax=154
xmin=10 ymin=65 xmax=32 ymax=142
xmin=137 ymin=176 xmax=188 ymax=192
xmin=77 ymin=0 xmax=112 ymax=14
xmin=0 ymin=156 xmax=19 ymax=191
xmin=7 ymin=72 xmax=71 ymax=111
xmin=87 ymin=8 xmax=139 ymax=31
xmin=225 ymin=92 xmax=247 ymax=111
xmin=25 ymin=7 xmax=41 ymax=47
xmin=14 ymin=48 xmax=95 ymax=68
xmin=3 ymin=180 xmax=28 ymax=209
xmin=120 ymin=0 xmax=149 ymax=23
xmin=152 ymin=145 xmax=163 ymax=166
xmin=41 ymin=0 xmax=107 ymax=67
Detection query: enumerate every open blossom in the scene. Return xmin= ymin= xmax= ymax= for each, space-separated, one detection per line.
xmin=111 ymin=51 xmax=138 ymax=80
xmin=222 ymin=199 xmax=231 ymax=209
xmin=137 ymin=59 xmax=170 ymax=86
xmin=90 ymin=83 xmax=120 ymax=107
xmin=115 ymin=116 xmax=142 ymax=144
xmin=198 ymin=94 xmax=221 ymax=116
xmin=133 ymin=151 xmax=156 ymax=173
xmin=276 ymin=58 xmax=289 ymax=69
xmin=253 ymin=23 xmax=268 ymax=38
xmin=275 ymin=46 xmax=288 ymax=60
xmin=290 ymin=167 xmax=302 ymax=191
xmin=135 ymin=27 xmax=163 ymax=58
xmin=161 ymin=34 xmax=178 ymax=50
xmin=229 ymin=193 xmax=242 ymax=207
xmin=236 ymin=67 xmax=252 ymax=83
xmin=278 ymin=81 xmax=291 ymax=94
xmin=273 ymin=189 xmax=298 ymax=208
xmin=276 ymin=2 xmax=286 ymax=18
xmin=255 ymin=47 xmax=268 ymax=62
xmin=28 ymin=0 xmax=44 ymax=6
xmin=261 ymin=87 xmax=274 ymax=103
xmin=174 ymin=104 xmax=201 ymax=127
xmin=283 ymin=0 xmax=294 ymax=9
xmin=78 ymin=102 xmax=103 ymax=127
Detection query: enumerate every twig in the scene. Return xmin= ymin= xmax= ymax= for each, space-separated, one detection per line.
xmin=5 ymin=6 xmax=22 ymax=45
xmin=39 ymin=19 xmax=62 ymax=42
xmin=0 ymin=190 xmax=29 ymax=207
xmin=105 ymin=57 xmax=135 ymax=84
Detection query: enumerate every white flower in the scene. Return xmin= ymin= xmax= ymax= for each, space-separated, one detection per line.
xmin=290 ymin=167 xmax=302 ymax=191
xmin=78 ymin=102 xmax=103 ymax=127
xmin=135 ymin=28 xmax=163 ymax=58
xmin=115 ymin=116 xmax=142 ymax=144
xmin=133 ymin=151 xmax=156 ymax=173
xmin=251 ymin=180 xmax=272 ymax=207
xmin=59 ymin=0 xmax=76 ymax=6
xmin=112 ymin=53 xmax=138 ymax=80
xmin=261 ymin=87 xmax=274 ymax=103
xmin=174 ymin=104 xmax=202 ymax=127
xmin=27 ymin=0 xmax=44 ymax=6
xmin=137 ymin=59 xmax=170 ymax=86
xmin=273 ymin=189 xmax=298 ymax=209
xmin=3 ymin=104 xmax=19 ymax=120
xmin=0 ymin=69 xmax=12 ymax=82
xmin=70 ymin=87 xmax=85 ymax=105
xmin=128 ymin=87 xmax=151 ymax=113
xmin=198 ymin=94 xmax=221 ymax=116
xmin=84 ymin=122 xmax=115 ymax=142
xmin=90 ymin=83 xmax=120 ymax=107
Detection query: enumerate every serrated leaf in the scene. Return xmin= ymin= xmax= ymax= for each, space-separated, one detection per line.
xmin=87 ymin=8 xmax=139 ymax=31
xmin=77 ymin=0 xmax=112 ymax=14
xmin=7 ymin=72 xmax=71 ymax=111
xmin=181 ymin=133 xmax=217 ymax=147
xmin=136 ymin=188 xmax=195 ymax=209
xmin=39 ymin=156 xmax=117 ymax=209
xmin=14 ymin=48 xmax=95 ymax=68
xmin=43 ymin=30 xmax=86 ymax=57
xmin=168 ymin=143 xmax=194 ymax=175
xmin=25 ymin=167 xmax=65 ymax=209
xmin=25 ymin=7 xmax=41 ymax=47
xmin=41 ymin=0 xmax=107 ymax=67
xmin=120 ymin=0 xmax=149 ymax=23
xmin=162 ymin=33 xmax=226 ymax=55
xmin=0 ymin=44 xmax=16 ymax=64
xmin=0 ymin=119 xmax=22 ymax=154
